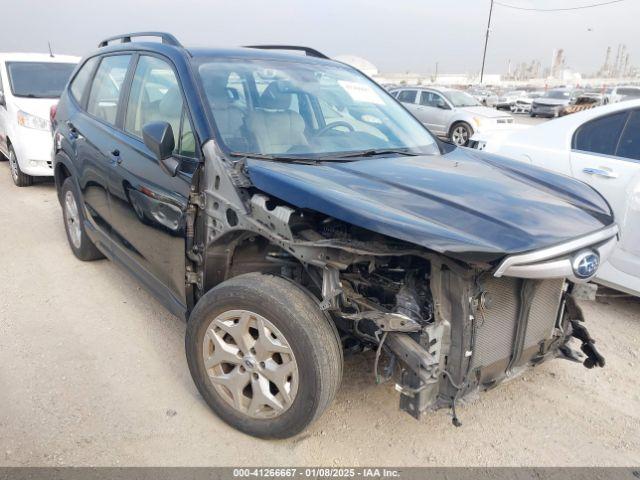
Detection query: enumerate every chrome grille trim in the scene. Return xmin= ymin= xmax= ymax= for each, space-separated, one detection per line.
xmin=494 ymin=225 xmax=618 ymax=282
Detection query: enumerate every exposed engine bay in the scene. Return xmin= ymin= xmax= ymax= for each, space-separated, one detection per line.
xmin=189 ymin=143 xmax=608 ymax=425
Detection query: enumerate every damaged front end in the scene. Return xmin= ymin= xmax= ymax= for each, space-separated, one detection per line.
xmin=193 ymin=140 xmax=617 ymax=426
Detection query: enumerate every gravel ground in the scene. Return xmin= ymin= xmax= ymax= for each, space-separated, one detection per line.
xmin=0 ymin=161 xmax=638 ymax=467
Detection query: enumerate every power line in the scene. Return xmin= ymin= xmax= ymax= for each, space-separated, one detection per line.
xmin=494 ymin=0 xmax=625 ymax=11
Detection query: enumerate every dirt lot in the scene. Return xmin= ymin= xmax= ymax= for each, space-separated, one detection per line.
xmin=0 ymin=163 xmax=639 ymax=467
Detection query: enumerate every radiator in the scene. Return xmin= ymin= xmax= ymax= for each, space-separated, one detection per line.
xmin=471 ymin=277 xmax=565 ymax=370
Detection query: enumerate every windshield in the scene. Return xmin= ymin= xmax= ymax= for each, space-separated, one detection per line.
xmin=543 ymin=90 xmax=571 ymax=99
xmin=195 ymin=58 xmax=438 ymax=158
xmin=443 ymin=90 xmax=481 ymax=107
xmin=6 ymin=62 xmax=77 ymax=98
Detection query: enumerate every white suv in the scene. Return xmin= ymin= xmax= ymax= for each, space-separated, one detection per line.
xmin=0 ymin=53 xmax=78 ymax=186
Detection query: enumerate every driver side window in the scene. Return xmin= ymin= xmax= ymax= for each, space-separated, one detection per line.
xmin=420 ymin=91 xmax=446 ymax=108
xmin=125 ymin=55 xmax=196 ymax=158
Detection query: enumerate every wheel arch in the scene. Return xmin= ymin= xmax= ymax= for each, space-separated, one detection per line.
xmin=53 ymin=151 xmax=77 ymax=204
xmin=201 ymin=229 xmax=308 ymax=296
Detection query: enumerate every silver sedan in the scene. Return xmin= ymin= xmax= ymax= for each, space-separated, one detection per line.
xmin=391 ymin=87 xmax=514 ymax=146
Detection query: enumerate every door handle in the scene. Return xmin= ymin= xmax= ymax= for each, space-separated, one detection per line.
xmin=110 ymin=149 xmax=122 ymax=165
xmin=582 ymin=167 xmax=618 ymax=179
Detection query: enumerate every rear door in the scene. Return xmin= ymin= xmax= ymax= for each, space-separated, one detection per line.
xmin=71 ymin=54 xmax=132 ymax=234
xmin=107 ymin=54 xmax=198 ymax=316
xmin=396 ymin=89 xmax=421 ymax=118
xmin=570 ymin=108 xmax=640 ymax=285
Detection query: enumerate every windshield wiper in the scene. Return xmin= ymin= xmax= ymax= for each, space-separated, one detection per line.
xmin=229 ymin=148 xmax=421 ymax=163
xmin=320 ymin=148 xmax=421 ymax=159
xmin=229 ymin=152 xmax=317 ymax=164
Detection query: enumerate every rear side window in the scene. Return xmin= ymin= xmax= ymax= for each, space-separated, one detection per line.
xmin=616 ymin=110 xmax=640 ymax=160
xmin=573 ymin=111 xmax=628 ymax=156
xmin=397 ymin=90 xmax=417 ymax=104
xmin=125 ymin=55 xmax=196 ymax=158
xmin=87 ymin=55 xmax=131 ymax=125
xmin=70 ymin=57 xmax=98 ymax=103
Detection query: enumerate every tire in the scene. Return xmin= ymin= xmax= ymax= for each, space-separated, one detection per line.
xmin=530 ymin=112 xmax=536 ymax=117
xmin=186 ymin=273 xmax=343 ymax=439
xmin=449 ymin=122 xmax=473 ymax=147
xmin=61 ymin=177 xmax=104 ymax=261
xmin=8 ymin=145 xmax=33 ymax=187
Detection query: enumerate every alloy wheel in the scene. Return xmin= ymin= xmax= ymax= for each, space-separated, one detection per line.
xmin=9 ymin=150 xmax=19 ymax=183
xmin=64 ymin=190 xmax=82 ymax=249
xmin=451 ymin=125 xmax=470 ymax=146
xmin=202 ymin=309 xmax=299 ymax=419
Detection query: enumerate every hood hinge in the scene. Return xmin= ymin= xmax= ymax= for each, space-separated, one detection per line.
xmin=189 ymin=192 xmax=205 ymax=209
xmin=185 ymin=267 xmax=203 ymax=290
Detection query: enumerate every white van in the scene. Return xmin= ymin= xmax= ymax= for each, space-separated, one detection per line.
xmin=0 ymin=53 xmax=79 ymax=186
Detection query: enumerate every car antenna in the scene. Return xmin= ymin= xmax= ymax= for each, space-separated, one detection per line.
xmin=48 ymin=41 xmax=54 ymax=58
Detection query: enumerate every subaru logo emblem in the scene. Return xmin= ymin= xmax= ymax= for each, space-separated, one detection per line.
xmin=572 ymin=250 xmax=600 ymax=279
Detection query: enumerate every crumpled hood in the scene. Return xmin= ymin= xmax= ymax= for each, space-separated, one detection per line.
xmin=246 ymin=148 xmax=614 ymax=262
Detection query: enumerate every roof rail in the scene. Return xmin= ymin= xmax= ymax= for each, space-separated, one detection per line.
xmin=98 ymin=32 xmax=182 ymax=48
xmin=244 ymin=45 xmax=329 ymax=60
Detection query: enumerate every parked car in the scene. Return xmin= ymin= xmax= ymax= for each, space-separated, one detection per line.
xmin=0 ymin=53 xmax=79 ymax=186
xmin=471 ymin=100 xmax=640 ymax=296
xmin=604 ymin=85 xmax=640 ymax=104
xmin=495 ymin=90 xmax=527 ymax=110
xmin=467 ymin=87 xmax=498 ymax=107
xmin=509 ymin=91 xmax=544 ymax=114
xmin=390 ymin=86 xmax=514 ymax=146
xmin=54 ymin=32 xmax=615 ymax=439
xmin=559 ymin=91 xmax=603 ymax=116
xmin=530 ymin=89 xmax=580 ymax=118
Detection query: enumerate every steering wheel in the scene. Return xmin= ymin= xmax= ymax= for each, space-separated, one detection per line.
xmin=316 ymin=121 xmax=355 ymax=136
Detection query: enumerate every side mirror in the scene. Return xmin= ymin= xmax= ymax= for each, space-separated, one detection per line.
xmin=0 ymin=91 xmax=6 ymax=108
xmin=142 ymin=121 xmax=180 ymax=177
xmin=437 ymin=102 xmax=449 ymax=110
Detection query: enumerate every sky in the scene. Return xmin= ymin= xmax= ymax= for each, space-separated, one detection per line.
xmin=2 ymin=0 xmax=638 ymax=75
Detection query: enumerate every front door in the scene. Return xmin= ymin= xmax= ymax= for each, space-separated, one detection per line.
xmin=570 ymin=108 xmax=640 ymax=290
xmin=417 ymin=91 xmax=452 ymax=136
xmin=107 ymin=54 xmax=198 ymax=315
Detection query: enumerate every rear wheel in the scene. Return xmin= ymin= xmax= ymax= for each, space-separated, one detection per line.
xmin=61 ymin=177 xmax=104 ymax=261
xmin=8 ymin=145 xmax=33 ymax=187
xmin=186 ymin=273 xmax=343 ymax=438
xmin=449 ymin=122 xmax=473 ymax=146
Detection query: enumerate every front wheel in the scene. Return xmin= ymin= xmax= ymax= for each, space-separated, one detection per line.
xmin=449 ymin=122 xmax=473 ymax=146
xmin=8 ymin=145 xmax=33 ymax=187
xmin=186 ymin=273 xmax=343 ymax=439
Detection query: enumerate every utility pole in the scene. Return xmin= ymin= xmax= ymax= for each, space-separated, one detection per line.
xmin=480 ymin=0 xmax=494 ymax=83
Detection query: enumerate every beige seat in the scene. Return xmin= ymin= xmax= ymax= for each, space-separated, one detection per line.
xmin=203 ymin=78 xmax=246 ymax=149
xmin=247 ymin=83 xmax=308 ymax=154
xmin=156 ymin=86 xmax=198 ymax=154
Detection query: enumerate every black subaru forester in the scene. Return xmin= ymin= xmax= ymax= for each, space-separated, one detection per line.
xmin=52 ymin=32 xmax=617 ymax=438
